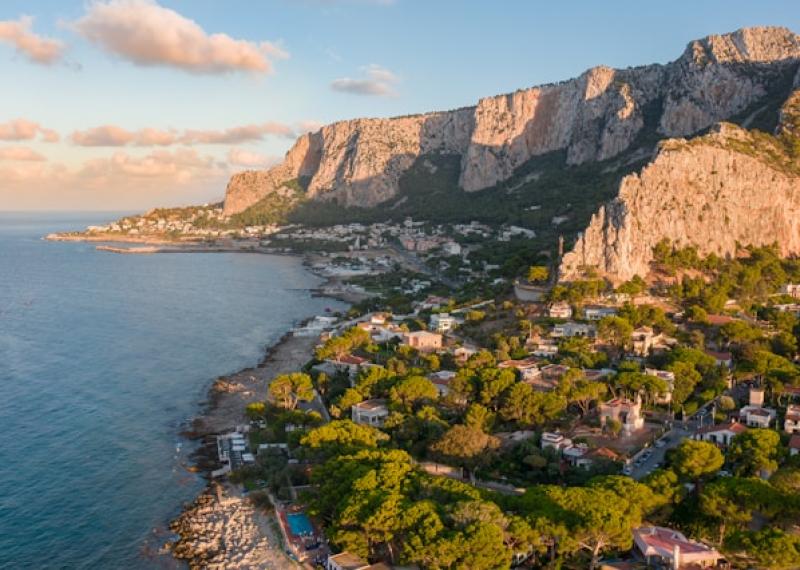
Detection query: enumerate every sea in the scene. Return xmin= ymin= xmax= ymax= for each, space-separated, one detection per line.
xmin=0 ymin=212 xmax=341 ymax=569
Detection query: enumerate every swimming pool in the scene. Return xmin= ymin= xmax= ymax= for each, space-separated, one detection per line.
xmin=287 ymin=512 xmax=314 ymax=536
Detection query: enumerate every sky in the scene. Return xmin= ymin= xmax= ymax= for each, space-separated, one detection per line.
xmin=0 ymin=0 xmax=798 ymax=211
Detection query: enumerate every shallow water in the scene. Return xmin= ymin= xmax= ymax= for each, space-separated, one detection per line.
xmin=0 ymin=212 xmax=340 ymax=569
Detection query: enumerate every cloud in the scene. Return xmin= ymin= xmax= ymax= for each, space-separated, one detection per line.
xmin=0 ymin=16 xmax=65 ymax=65
xmin=331 ymin=64 xmax=399 ymax=96
xmin=70 ymin=125 xmax=176 ymax=146
xmin=0 ymin=119 xmax=60 ymax=142
xmin=179 ymin=122 xmax=295 ymax=144
xmin=72 ymin=0 xmax=288 ymax=74
xmin=77 ymin=148 xmax=223 ymax=184
xmin=0 ymin=146 xmax=47 ymax=161
xmin=227 ymin=147 xmax=280 ymax=169
xmin=70 ymin=122 xmax=299 ymax=147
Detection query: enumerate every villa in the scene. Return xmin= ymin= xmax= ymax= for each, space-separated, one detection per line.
xmin=402 ymin=330 xmax=443 ymax=353
xmin=784 ymin=404 xmax=800 ymax=433
xmin=633 ymin=526 xmax=722 ymax=569
xmin=552 ymin=321 xmax=596 ymax=338
xmin=541 ymin=432 xmax=572 ymax=452
xmin=583 ymin=305 xmax=619 ymax=320
xmin=738 ymin=388 xmax=776 ymax=428
xmin=429 ymin=312 xmax=457 ymax=333
xmin=351 ymin=399 xmax=390 ymax=427
xmin=498 ymin=357 xmax=542 ymax=383
xmin=548 ymin=301 xmax=573 ymax=319
xmin=694 ymin=420 xmax=747 ymax=447
xmin=599 ymin=395 xmax=644 ymax=434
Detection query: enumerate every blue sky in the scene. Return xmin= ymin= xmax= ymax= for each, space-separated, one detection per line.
xmin=0 ymin=0 xmax=798 ymax=210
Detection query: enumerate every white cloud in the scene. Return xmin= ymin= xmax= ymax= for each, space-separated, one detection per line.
xmin=0 ymin=146 xmax=47 ymax=161
xmin=0 ymin=119 xmax=59 ymax=142
xmin=331 ymin=64 xmax=399 ymax=96
xmin=227 ymin=147 xmax=280 ymax=169
xmin=77 ymin=148 xmax=223 ymax=184
xmin=72 ymin=0 xmax=288 ymax=74
xmin=0 ymin=16 xmax=65 ymax=65
xmin=70 ymin=121 xmax=306 ymax=147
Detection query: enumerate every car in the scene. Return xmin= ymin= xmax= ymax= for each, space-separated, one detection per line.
xmin=718 ymin=469 xmax=732 ymax=478
xmin=622 ymin=465 xmax=633 ymax=476
xmin=654 ymin=438 xmax=667 ymax=448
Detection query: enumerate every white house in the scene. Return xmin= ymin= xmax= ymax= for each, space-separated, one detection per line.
xmin=633 ymin=526 xmax=721 ymax=570
xmin=784 ymin=404 xmax=800 ymax=434
xmin=781 ymin=283 xmax=800 ymax=299
xmin=541 ymin=432 xmax=572 ymax=452
xmin=351 ymin=399 xmax=389 ymax=427
xmin=429 ymin=312 xmax=457 ymax=333
xmin=552 ymin=321 xmax=596 ymax=338
xmin=694 ymin=420 xmax=747 ymax=446
xmin=739 ymin=387 xmax=776 ymax=428
xmin=583 ymin=305 xmax=618 ymax=321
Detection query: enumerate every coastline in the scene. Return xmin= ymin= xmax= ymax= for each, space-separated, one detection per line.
xmin=161 ymin=271 xmax=357 ymax=569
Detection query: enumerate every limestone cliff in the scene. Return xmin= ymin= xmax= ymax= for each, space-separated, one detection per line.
xmin=559 ymin=121 xmax=800 ymax=283
xmin=224 ymin=26 xmax=800 ymax=216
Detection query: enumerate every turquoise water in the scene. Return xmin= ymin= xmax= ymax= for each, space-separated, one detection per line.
xmin=0 ymin=213 xmax=341 ymax=569
xmin=287 ymin=512 xmax=314 ymax=536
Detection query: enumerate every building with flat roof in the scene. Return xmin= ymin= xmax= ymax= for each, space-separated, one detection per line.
xmin=402 ymin=330 xmax=443 ymax=353
xmin=351 ymin=399 xmax=390 ymax=427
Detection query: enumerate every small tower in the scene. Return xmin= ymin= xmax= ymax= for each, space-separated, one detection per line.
xmin=749 ymin=387 xmax=765 ymax=407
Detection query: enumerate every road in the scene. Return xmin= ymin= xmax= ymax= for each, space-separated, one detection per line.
xmin=630 ymin=425 xmax=693 ymax=480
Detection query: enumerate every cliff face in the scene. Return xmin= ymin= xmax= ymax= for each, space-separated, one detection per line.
xmin=558 ymin=122 xmax=800 ymax=282
xmin=224 ymin=26 xmax=800 ymax=216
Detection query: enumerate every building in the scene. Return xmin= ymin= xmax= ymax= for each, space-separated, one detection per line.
xmin=694 ymin=420 xmax=747 ymax=447
xmin=351 ymin=399 xmax=390 ymax=427
xmin=781 ymin=283 xmax=800 ymax=299
xmin=583 ymin=305 xmax=618 ymax=321
xmin=599 ymin=395 xmax=644 ymax=434
xmin=429 ymin=312 xmax=456 ymax=333
xmin=541 ymin=432 xmax=572 ymax=452
xmin=540 ymin=364 xmax=570 ymax=383
xmin=784 ymin=404 xmax=800 ymax=434
xmin=739 ymin=387 xmax=776 ymax=428
xmin=453 ymin=344 xmax=478 ymax=365
xmin=402 ymin=330 xmax=443 ymax=353
xmin=322 ymin=355 xmax=372 ymax=380
xmin=548 ymin=301 xmax=573 ymax=319
xmin=552 ymin=321 xmax=596 ymax=338
xmin=789 ymin=434 xmax=800 ymax=456
xmin=631 ymin=327 xmax=677 ymax=357
xmin=326 ymin=552 xmax=392 ymax=570
xmin=498 ymin=357 xmax=542 ymax=383
xmin=704 ymin=349 xmax=733 ymax=369
xmin=645 ymin=368 xmax=676 ymax=404
xmin=633 ymin=526 xmax=722 ymax=569
xmin=428 ymin=370 xmax=456 ymax=397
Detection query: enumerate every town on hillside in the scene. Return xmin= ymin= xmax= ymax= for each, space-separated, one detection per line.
xmin=193 ymin=232 xmax=800 ymax=570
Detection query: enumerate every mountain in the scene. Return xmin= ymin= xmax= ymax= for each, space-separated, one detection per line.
xmin=223 ymin=26 xmax=800 ymax=280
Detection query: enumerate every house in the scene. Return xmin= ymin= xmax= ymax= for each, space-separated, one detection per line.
xmin=583 ymin=368 xmax=615 ymax=381
xmin=704 ymin=349 xmax=733 ymax=369
xmin=530 ymin=339 xmax=559 ymax=358
xmin=645 ymin=368 xmax=676 ymax=405
xmin=453 ymin=344 xmax=478 ymax=365
xmin=402 ymin=330 xmax=443 ymax=353
xmin=498 ymin=357 xmax=542 ymax=383
xmin=541 ymin=432 xmax=572 ymax=452
xmin=583 ymin=305 xmax=618 ymax=321
xmin=369 ymin=312 xmax=391 ymax=326
xmin=428 ymin=370 xmax=456 ymax=397
xmin=548 ymin=301 xmax=573 ymax=319
xmin=631 ymin=327 xmax=656 ymax=357
xmin=326 ymin=552 xmax=392 ymax=570
xmin=540 ymin=364 xmax=570 ymax=383
xmin=429 ymin=312 xmax=457 ymax=333
xmin=323 ymin=355 xmax=372 ymax=381
xmin=552 ymin=321 xmax=596 ymax=338
xmin=563 ymin=443 xmax=590 ymax=467
xmin=694 ymin=420 xmax=747 ymax=446
xmin=599 ymin=395 xmax=644 ymax=434
xmin=785 ymin=404 xmax=800 ymax=434
xmin=633 ymin=526 xmax=722 ymax=569
xmin=789 ymin=434 xmax=800 ymax=456
xmin=583 ymin=446 xmax=622 ymax=466
xmin=351 ymin=399 xmax=390 ymax=427
xmin=739 ymin=388 xmax=776 ymax=428
xmin=781 ymin=283 xmax=800 ymax=299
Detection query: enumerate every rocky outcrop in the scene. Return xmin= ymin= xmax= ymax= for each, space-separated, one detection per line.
xmin=224 ymin=26 xmax=800 ymax=215
xmin=559 ymin=122 xmax=800 ymax=282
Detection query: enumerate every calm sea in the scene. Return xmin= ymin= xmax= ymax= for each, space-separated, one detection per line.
xmin=0 ymin=213 xmax=340 ymax=569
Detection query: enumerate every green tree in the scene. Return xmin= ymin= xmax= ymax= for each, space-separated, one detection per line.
xmin=464 ymin=403 xmax=495 ymax=433
xmin=268 ymin=372 xmax=314 ymax=410
xmin=672 ymin=439 xmax=724 ymax=484
xmin=430 ymin=425 xmax=500 ymax=472
xmin=389 ymin=376 xmax=438 ymax=411
xmin=597 ymin=316 xmax=633 ymax=353
xmin=561 ymin=369 xmax=607 ymax=416
xmin=301 ymin=419 xmax=389 ymax=455
xmin=728 ymin=429 xmax=782 ymax=477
